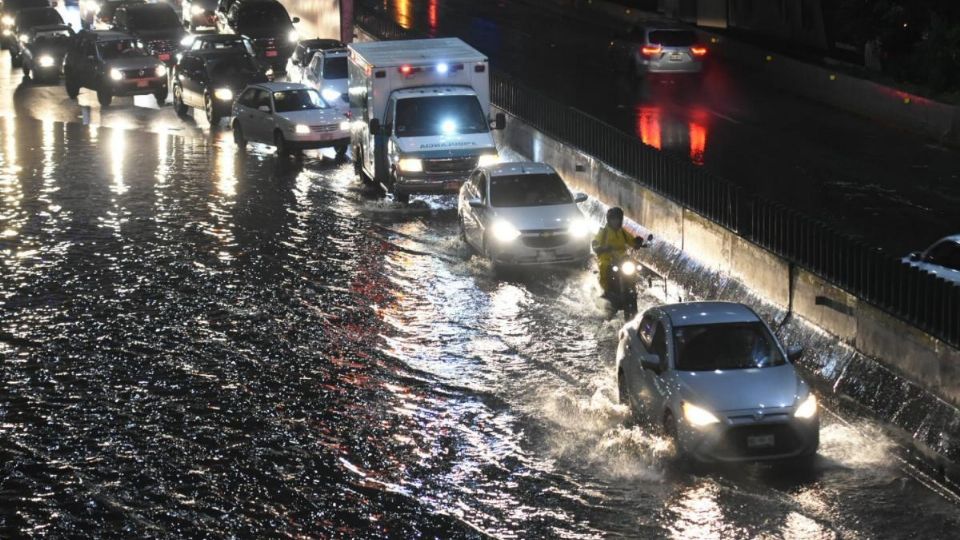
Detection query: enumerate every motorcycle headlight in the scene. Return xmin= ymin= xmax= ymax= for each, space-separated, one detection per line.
xmin=37 ymin=55 xmax=55 ymax=68
xmin=620 ymin=260 xmax=637 ymax=275
xmin=190 ymin=5 xmax=205 ymax=15
xmin=397 ymin=158 xmax=423 ymax=173
xmin=213 ymin=87 xmax=233 ymax=101
xmin=294 ymin=124 xmax=310 ymax=134
xmin=288 ymin=30 xmax=299 ymax=43
xmin=321 ymin=88 xmax=341 ymax=102
xmin=477 ymin=153 xmax=500 ymax=167
xmin=155 ymin=64 xmax=167 ymax=77
xmin=682 ymin=402 xmax=720 ymax=427
xmin=2 ymin=16 xmax=14 ymax=27
xmin=491 ymin=219 xmax=522 ymax=243
xmin=567 ymin=218 xmax=590 ymax=238
xmin=794 ymin=393 xmax=817 ymax=419
xmin=109 ymin=68 xmax=123 ymax=81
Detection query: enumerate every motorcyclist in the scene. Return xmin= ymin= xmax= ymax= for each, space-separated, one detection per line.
xmin=592 ymin=207 xmax=640 ymax=297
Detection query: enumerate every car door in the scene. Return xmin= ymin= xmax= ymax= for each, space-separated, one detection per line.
xmin=247 ymin=89 xmax=273 ymax=142
xmin=233 ymin=86 xmax=256 ymax=135
xmin=636 ymin=316 xmax=671 ymax=417
xmin=461 ymin=170 xmax=484 ymax=248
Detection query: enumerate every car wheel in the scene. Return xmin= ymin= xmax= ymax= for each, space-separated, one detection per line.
xmin=204 ymin=93 xmax=221 ymax=125
xmin=274 ymin=131 xmax=290 ymax=157
xmin=154 ymin=88 xmax=168 ymax=107
xmin=173 ymin=85 xmax=188 ymax=117
xmin=334 ymin=143 xmax=348 ymax=158
xmin=617 ymin=371 xmax=630 ymax=406
xmin=232 ymin=121 xmax=246 ymax=149
xmin=97 ymin=88 xmax=112 ymax=107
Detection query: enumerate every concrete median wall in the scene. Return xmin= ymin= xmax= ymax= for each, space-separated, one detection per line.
xmin=494 ymin=105 xmax=960 ymax=467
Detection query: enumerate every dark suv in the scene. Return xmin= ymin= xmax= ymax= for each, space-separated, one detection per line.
xmin=217 ymin=0 xmax=299 ymax=73
xmin=1 ymin=0 xmax=53 ymax=49
xmin=63 ymin=30 xmax=168 ymax=106
xmin=8 ymin=6 xmax=62 ymax=66
xmin=172 ymin=44 xmax=268 ymax=125
xmin=111 ymin=2 xmax=185 ymax=66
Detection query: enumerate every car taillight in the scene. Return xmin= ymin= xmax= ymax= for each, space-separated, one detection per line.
xmin=640 ymin=45 xmax=662 ymax=58
xmin=691 ymin=46 xmax=707 ymax=57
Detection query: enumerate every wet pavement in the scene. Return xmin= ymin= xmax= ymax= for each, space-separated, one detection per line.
xmin=344 ymin=0 xmax=960 ymax=255
xmin=1 ymin=4 xmax=960 ymax=539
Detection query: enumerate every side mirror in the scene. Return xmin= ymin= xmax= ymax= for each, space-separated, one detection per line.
xmin=257 ymin=105 xmax=271 ymax=113
xmin=787 ymin=346 xmax=804 ymax=361
xmin=368 ymin=118 xmax=381 ymax=135
xmin=908 ymin=251 xmax=921 ymax=262
xmin=640 ymin=354 xmax=662 ymax=374
xmin=491 ymin=112 xmax=506 ymax=130
xmin=292 ymin=16 xmax=300 ymax=23
xmin=468 ymin=198 xmax=483 ymax=209
xmin=573 ymin=192 xmax=588 ymax=203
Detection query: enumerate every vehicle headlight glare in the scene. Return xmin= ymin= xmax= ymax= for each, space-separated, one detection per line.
xmin=2 ymin=16 xmax=14 ymax=26
xmin=567 ymin=218 xmax=590 ymax=238
xmin=37 ymin=55 xmax=55 ymax=68
xmin=190 ymin=5 xmax=205 ymax=15
xmin=621 ymin=260 xmax=637 ymax=276
xmin=294 ymin=124 xmax=310 ymax=134
xmin=476 ymin=153 xmax=500 ymax=167
xmin=155 ymin=64 xmax=167 ymax=77
xmin=682 ymin=402 xmax=720 ymax=427
xmin=794 ymin=393 xmax=817 ymax=419
xmin=321 ymin=88 xmax=341 ymax=102
xmin=288 ymin=30 xmax=299 ymax=43
xmin=180 ymin=36 xmax=194 ymax=47
xmin=264 ymin=68 xmax=274 ymax=78
xmin=339 ymin=121 xmax=350 ymax=130
xmin=397 ymin=158 xmax=423 ymax=173
xmin=213 ymin=87 xmax=233 ymax=101
xmin=491 ymin=219 xmax=522 ymax=243
xmin=109 ymin=68 xmax=123 ymax=81
xmin=19 ymin=34 xmax=28 ymax=43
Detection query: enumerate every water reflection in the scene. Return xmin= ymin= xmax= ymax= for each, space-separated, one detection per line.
xmin=634 ymin=104 xmax=710 ymax=165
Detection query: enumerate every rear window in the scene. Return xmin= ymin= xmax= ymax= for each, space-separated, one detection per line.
xmin=648 ymin=30 xmax=697 ymax=47
xmin=490 ymin=174 xmax=572 ymax=208
xmin=323 ymin=56 xmax=347 ymax=79
xmin=673 ymin=322 xmax=786 ymax=371
xmin=239 ymin=4 xmax=290 ymax=26
xmin=128 ymin=6 xmax=180 ymax=30
xmin=17 ymin=8 xmax=62 ymax=27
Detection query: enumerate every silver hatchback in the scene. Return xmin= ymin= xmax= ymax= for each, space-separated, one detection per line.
xmin=610 ymin=25 xmax=706 ymax=76
xmin=617 ymin=302 xmax=819 ymax=464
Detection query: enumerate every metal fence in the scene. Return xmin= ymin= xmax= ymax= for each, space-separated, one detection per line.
xmin=355 ymin=9 xmax=960 ymax=349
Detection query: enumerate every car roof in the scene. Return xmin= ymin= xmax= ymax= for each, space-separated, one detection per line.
xmin=934 ymin=234 xmax=960 ymax=245
xmin=301 ymin=38 xmax=345 ymax=49
xmin=660 ymin=302 xmax=760 ymax=327
xmin=483 ymin=161 xmax=556 ymax=177
xmin=250 ymin=82 xmax=309 ymax=92
xmin=392 ymin=86 xmax=478 ymax=99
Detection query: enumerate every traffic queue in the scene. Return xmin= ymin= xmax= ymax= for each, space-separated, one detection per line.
xmin=3 ymin=0 xmax=824 ymax=469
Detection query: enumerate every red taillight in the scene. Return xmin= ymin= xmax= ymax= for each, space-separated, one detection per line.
xmin=640 ymin=45 xmax=662 ymax=58
xmin=691 ymin=46 xmax=708 ymax=57
xmin=399 ymin=64 xmax=412 ymax=75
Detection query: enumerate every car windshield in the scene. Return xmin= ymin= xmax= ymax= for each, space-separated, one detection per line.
xmin=394 ymin=95 xmax=488 ymax=138
xmin=322 ymin=56 xmax=347 ymax=79
xmin=272 ymin=89 xmax=326 ymax=112
xmin=128 ymin=7 xmax=180 ymax=30
xmin=97 ymin=39 xmax=142 ymax=59
xmin=207 ymin=55 xmax=258 ymax=78
xmin=490 ymin=174 xmax=572 ymax=207
xmin=17 ymin=9 xmax=62 ymax=27
xmin=674 ymin=322 xmax=786 ymax=371
xmin=34 ymin=28 xmax=71 ymax=41
xmin=648 ymin=30 xmax=697 ymax=47
xmin=239 ymin=4 xmax=289 ymax=26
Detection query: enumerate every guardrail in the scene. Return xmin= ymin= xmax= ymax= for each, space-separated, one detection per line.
xmin=354 ymin=8 xmax=960 ymax=349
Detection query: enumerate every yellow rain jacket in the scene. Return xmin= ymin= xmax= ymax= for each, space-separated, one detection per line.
xmin=593 ymin=226 xmax=637 ymax=293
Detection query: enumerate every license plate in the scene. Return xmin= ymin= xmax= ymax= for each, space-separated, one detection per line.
xmin=746 ymin=434 xmax=775 ymax=448
xmin=670 ymin=53 xmax=683 ymax=61
xmin=158 ymin=53 xmax=170 ymax=62
xmin=136 ymin=80 xmax=149 ymax=88
xmin=444 ymin=181 xmax=460 ymax=191
xmin=265 ymin=50 xmax=278 ymax=57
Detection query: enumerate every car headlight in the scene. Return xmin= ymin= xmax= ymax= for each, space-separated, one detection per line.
xmin=190 ymin=5 xmax=205 ymax=15
xmin=294 ymin=124 xmax=310 ymax=134
xmin=109 ymin=68 xmax=124 ymax=81
xmin=567 ymin=218 xmax=590 ymax=238
xmin=19 ymin=34 xmax=28 ymax=43
xmin=620 ymin=260 xmax=637 ymax=276
xmin=682 ymin=402 xmax=720 ymax=427
xmin=180 ymin=35 xmax=194 ymax=47
xmin=491 ymin=219 xmax=522 ymax=243
xmin=288 ymin=30 xmax=299 ymax=43
xmin=397 ymin=158 xmax=423 ymax=173
xmin=339 ymin=120 xmax=350 ymax=130
xmin=2 ymin=16 xmax=14 ymax=27
xmin=264 ymin=67 xmax=274 ymax=79
xmin=37 ymin=55 xmax=55 ymax=68
xmin=794 ymin=393 xmax=817 ymax=419
xmin=155 ymin=64 xmax=167 ymax=77
xmin=1 ymin=29 xmax=10 ymax=36
xmin=477 ymin=153 xmax=500 ymax=167
xmin=321 ymin=88 xmax=341 ymax=102
xmin=213 ymin=87 xmax=233 ymax=101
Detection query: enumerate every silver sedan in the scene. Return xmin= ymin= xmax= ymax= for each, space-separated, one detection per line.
xmin=617 ymin=301 xmax=819 ymax=464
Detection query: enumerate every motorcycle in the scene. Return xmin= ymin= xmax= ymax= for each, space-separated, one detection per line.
xmin=601 ymin=234 xmax=653 ymax=320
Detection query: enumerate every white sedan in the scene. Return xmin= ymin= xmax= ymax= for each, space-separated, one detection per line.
xmin=458 ymin=162 xmax=591 ymax=267
xmin=231 ymin=82 xmax=350 ymax=157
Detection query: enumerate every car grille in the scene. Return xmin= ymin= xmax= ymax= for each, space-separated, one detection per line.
xmin=147 ymin=40 xmax=175 ymax=54
xmin=716 ymin=424 xmax=803 ymax=458
xmin=123 ymin=68 xmax=154 ymax=79
xmin=521 ymin=231 xmax=571 ymax=249
xmin=254 ymin=37 xmax=278 ymax=50
xmin=423 ymin=156 xmax=477 ymax=173
xmin=310 ymin=124 xmax=341 ymax=133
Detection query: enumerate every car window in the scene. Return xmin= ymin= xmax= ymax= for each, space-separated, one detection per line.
xmin=638 ymin=314 xmax=656 ymax=350
xmin=17 ymin=9 xmax=62 ymax=28
xmin=648 ymin=30 xmax=697 ymax=47
xmin=926 ymin=241 xmax=960 ymax=270
xmin=323 ymin=56 xmax=347 ymax=79
xmin=308 ymin=55 xmax=321 ymax=77
xmin=253 ymin=89 xmax=271 ymax=110
xmin=272 ymin=89 xmax=326 ymax=112
xmin=394 ymin=95 xmax=488 ymax=138
xmin=238 ymin=88 xmax=257 ymax=107
xmin=489 ymin=173 xmax=572 ymax=208
xmin=673 ymin=322 xmax=786 ymax=371
xmin=97 ymin=39 xmax=141 ymax=60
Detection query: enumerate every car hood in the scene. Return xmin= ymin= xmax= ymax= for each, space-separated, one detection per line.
xmin=491 ymin=204 xmax=584 ymax=232
xmin=133 ymin=28 xmax=184 ymax=42
xmin=106 ymin=56 xmax=161 ymax=70
xmin=677 ymin=364 xmax=801 ymax=413
xmin=277 ymin=109 xmax=346 ymax=125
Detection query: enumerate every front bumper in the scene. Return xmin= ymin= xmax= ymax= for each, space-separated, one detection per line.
xmin=488 ymin=232 xmax=591 ymax=266
xmin=678 ymin=415 xmax=820 ymax=463
xmin=110 ymin=77 xmax=166 ymax=97
xmin=286 ymin=130 xmax=350 ymax=150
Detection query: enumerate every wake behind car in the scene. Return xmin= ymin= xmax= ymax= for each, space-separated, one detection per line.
xmin=111 ymin=2 xmax=185 ymax=66
xmin=173 ymin=46 xmax=269 ymax=124
xmin=458 ymin=162 xmax=591 ymax=267
xmin=231 ymin=82 xmax=350 ymax=157
xmin=8 ymin=5 xmax=62 ymax=66
xmin=617 ymin=302 xmax=819 ymax=464
xmin=19 ymin=23 xmax=73 ymax=82
xmin=182 ymin=0 xmax=218 ymax=31
xmin=1 ymin=0 xmax=52 ymax=49
xmin=218 ymin=0 xmax=299 ymax=73
xmin=64 ymin=30 xmax=168 ymax=106
xmin=903 ymin=234 xmax=960 ymax=285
